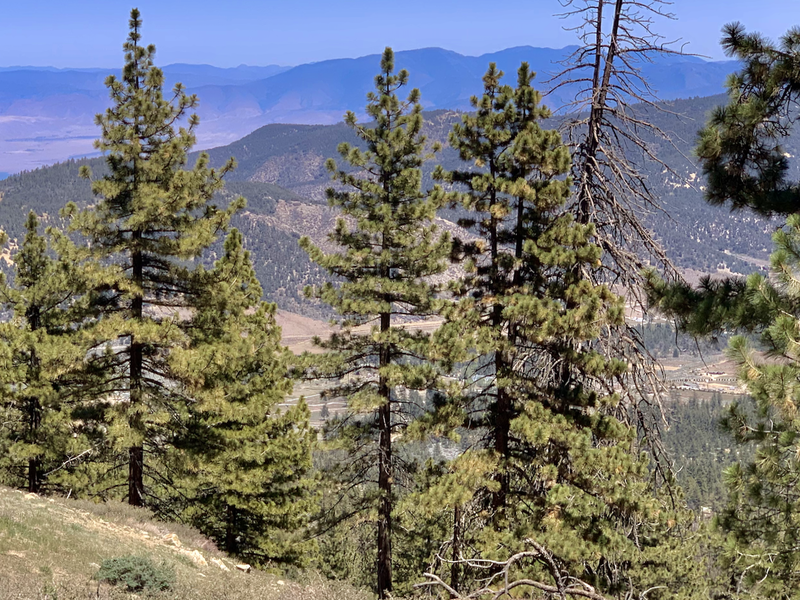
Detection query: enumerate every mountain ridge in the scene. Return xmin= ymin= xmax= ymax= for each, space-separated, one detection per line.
xmin=0 ymin=45 xmax=739 ymax=174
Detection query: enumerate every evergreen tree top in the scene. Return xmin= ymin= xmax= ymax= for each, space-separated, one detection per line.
xmin=697 ymin=22 xmax=800 ymax=217
xmin=71 ymin=8 xmax=242 ymax=264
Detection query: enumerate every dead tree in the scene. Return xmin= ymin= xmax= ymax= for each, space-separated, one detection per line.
xmin=548 ymin=0 xmax=693 ymax=484
xmin=415 ymin=538 xmax=631 ymax=600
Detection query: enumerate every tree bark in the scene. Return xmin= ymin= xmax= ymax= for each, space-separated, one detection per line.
xmin=129 ymin=243 xmax=144 ymax=507
xmin=490 ymin=178 xmax=510 ymax=514
xmin=27 ymin=305 xmax=42 ymax=493
xmin=577 ymin=0 xmax=623 ymax=225
xmin=226 ymin=505 xmax=237 ymax=554
xmin=450 ymin=504 xmax=461 ymax=595
xmin=27 ymin=398 xmax=41 ymax=494
xmin=377 ymin=311 xmax=393 ymax=598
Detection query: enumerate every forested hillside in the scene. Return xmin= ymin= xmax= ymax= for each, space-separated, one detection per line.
xmin=0 ymin=164 xmax=332 ymax=317
xmin=1 ymin=92 xmax=793 ymax=317
xmin=9 ymin=3 xmax=800 ymax=600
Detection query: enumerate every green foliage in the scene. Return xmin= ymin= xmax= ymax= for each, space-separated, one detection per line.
xmin=644 ymin=22 xmax=800 ymax=362
xmin=95 ymin=555 xmax=175 ymax=593
xmin=647 ymin=23 xmax=800 ymax=599
xmin=697 ymin=23 xmax=800 ymax=217
xmin=645 ymin=268 xmax=774 ymax=339
xmin=0 ymin=10 xmax=316 ymax=569
xmin=0 ymin=213 xmax=92 ymax=493
xmin=418 ymin=63 xmax=701 ymax=599
xmin=174 ymin=229 xmax=316 ymax=567
xmin=301 ymin=47 xmax=450 ymax=597
xmin=693 ymin=214 xmax=800 ymax=597
xmin=63 ymin=8 xmax=242 ymax=506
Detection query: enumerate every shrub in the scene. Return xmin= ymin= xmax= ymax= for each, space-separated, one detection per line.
xmin=95 ymin=555 xmax=175 ymax=593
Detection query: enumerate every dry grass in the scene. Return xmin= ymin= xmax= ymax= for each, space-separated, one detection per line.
xmin=0 ymin=486 xmax=373 ymax=600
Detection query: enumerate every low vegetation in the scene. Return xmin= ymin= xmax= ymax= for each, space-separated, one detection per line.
xmin=0 ymin=486 xmax=371 ymax=600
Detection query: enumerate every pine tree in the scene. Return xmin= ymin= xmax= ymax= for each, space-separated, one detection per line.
xmin=174 ymin=228 xmax=316 ymax=566
xmin=0 ymin=214 xmax=89 ymax=493
xmin=300 ymin=47 xmax=450 ymax=598
xmin=66 ymin=9 xmax=241 ymax=507
xmin=431 ymin=62 xmax=573 ymax=515
xmin=647 ymin=23 xmax=800 ymax=333
xmin=688 ymin=215 xmax=800 ymax=598
xmin=645 ymin=24 xmax=800 ymax=599
xmin=421 ymin=64 xmax=696 ymax=599
xmin=697 ymin=23 xmax=800 ymax=217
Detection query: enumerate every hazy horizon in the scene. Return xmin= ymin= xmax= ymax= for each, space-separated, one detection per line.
xmin=1 ymin=0 xmax=797 ymax=69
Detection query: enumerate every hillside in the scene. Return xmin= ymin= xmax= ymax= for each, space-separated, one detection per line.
xmin=0 ymin=168 xmax=333 ymax=318
xmin=206 ymin=95 xmax=794 ymax=277
xmin=2 ymin=92 xmax=796 ymax=319
xmin=0 ymin=485 xmax=369 ymax=600
xmin=0 ymin=46 xmax=738 ymax=173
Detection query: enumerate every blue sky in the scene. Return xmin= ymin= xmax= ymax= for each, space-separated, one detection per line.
xmin=2 ymin=0 xmax=798 ymax=68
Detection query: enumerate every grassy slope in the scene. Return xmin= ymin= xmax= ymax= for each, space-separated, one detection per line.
xmin=0 ymin=486 xmax=371 ymax=600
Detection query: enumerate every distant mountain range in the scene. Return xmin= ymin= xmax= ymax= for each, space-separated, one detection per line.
xmin=0 ymin=46 xmax=738 ymax=174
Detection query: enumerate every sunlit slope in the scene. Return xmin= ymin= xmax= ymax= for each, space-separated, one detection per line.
xmin=0 ymin=485 xmax=367 ymax=600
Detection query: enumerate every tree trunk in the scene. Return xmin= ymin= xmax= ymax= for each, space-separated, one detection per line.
xmin=128 ymin=445 xmax=144 ymax=506
xmin=494 ymin=352 xmax=510 ymax=514
xmin=577 ymin=0 xmax=623 ymax=225
xmin=129 ymin=244 xmax=144 ymax=507
xmin=377 ymin=310 xmax=393 ymax=599
xmin=226 ymin=505 xmax=237 ymax=554
xmin=27 ymin=307 xmax=42 ymax=494
xmin=490 ymin=201 xmax=510 ymax=514
xmin=27 ymin=398 xmax=41 ymax=494
xmin=450 ymin=505 xmax=461 ymax=595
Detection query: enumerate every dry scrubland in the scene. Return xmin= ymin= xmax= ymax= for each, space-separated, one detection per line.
xmin=0 ymin=486 xmax=371 ymax=600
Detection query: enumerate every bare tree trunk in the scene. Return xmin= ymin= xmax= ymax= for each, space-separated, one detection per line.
xmin=377 ymin=310 xmax=393 ymax=599
xmin=450 ymin=505 xmax=461 ymax=595
xmin=551 ymin=0 xmax=688 ymax=484
xmin=129 ymin=243 xmax=144 ymax=507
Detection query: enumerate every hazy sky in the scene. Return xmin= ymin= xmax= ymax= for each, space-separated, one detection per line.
xmin=2 ymin=0 xmax=798 ymax=68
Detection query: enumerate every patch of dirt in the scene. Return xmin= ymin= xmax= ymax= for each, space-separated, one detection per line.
xmin=276 ymin=310 xmax=333 ymax=354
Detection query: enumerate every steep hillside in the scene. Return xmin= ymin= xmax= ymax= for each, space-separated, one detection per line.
xmin=0 ymin=485 xmax=369 ymax=600
xmin=199 ymin=96 xmax=790 ymax=276
xmin=2 ymin=93 xmax=796 ymax=319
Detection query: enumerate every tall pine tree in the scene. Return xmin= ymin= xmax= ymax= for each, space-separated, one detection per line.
xmin=301 ymin=47 xmax=450 ymax=598
xmin=67 ymin=8 xmax=241 ymax=507
xmin=420 ymin=63 xmax=696 ymax=599
xmin=432 ymin=62 xmax=573 ymax=516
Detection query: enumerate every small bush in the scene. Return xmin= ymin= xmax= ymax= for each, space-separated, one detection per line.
xmin=95 ymin=555 xmax=175 ymax=593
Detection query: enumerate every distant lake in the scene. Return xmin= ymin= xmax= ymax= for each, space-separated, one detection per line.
xmin=0 ymin=173 xmax=9 ymax=181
